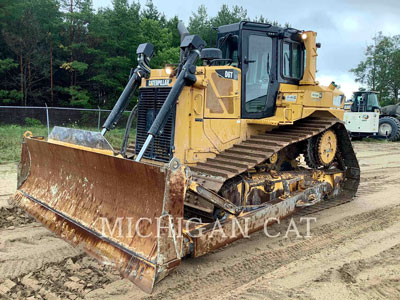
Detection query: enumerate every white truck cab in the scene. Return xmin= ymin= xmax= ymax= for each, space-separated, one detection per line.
xmin=344 ymin=91 xmax=381 ymax=139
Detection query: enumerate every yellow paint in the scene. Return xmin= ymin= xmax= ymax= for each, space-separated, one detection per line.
xmin=317 ymin=130 xmax=338 ymax=165
xmin=241 ymin=170 xmax=343 ymax=206
xmin=23 ymin=131 xmax=33 ymax=138
xmin=300 ymin=31 xmax=318 ymax=85
xmin=173 ymin=66 xmax=248 ymax=165
xmin=203 ymin=67 xmax=241 ymax=119
xmin=139 ymin=31 xmax=346 ymax=166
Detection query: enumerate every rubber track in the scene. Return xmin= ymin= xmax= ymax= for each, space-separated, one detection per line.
xmin=190 ymin=117 xmax=360 ymax=199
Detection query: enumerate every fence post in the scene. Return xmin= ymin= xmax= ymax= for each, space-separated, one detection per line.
xmin=45 ymin=103 xmax=50 ymax=136
xmin=97 ymin=106 xmax=101 ymax=131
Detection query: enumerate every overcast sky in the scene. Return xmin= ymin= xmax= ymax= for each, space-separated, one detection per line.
xmin=92 ymin=0 xmax=400 ymax=97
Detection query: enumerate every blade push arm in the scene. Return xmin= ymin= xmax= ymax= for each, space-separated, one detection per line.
xmin=101 ymin=43 xmax=154 ymax=136
xmin=136 ymin=34 xmax=205 ymax=162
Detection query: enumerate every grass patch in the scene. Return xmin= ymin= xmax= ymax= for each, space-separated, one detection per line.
xmin=0 ymin=125 xmax=48 ymax=163
xmin=353 ymin=137 xmax=399 ymax=143
xmin=0 ymin=124 xmax=135 ymax=163
xmin=361 ymin=138 xmax=389 ymax=143
xmin=352 ymin=137 xmax=387 ymax=143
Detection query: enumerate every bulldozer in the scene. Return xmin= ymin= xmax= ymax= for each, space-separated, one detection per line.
xmin=12 ymin=21 xmax=360 ymax=293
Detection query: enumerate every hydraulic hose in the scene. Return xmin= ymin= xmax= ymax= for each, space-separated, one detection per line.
xmin=120 ymin=104 xmax=138 ymax=158
xmin=135 ymin=49 xmax=201 ymax=162
xmin=101 ymin=69 xmax=142 ymax=136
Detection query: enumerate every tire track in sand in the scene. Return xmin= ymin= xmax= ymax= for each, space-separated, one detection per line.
xmin=0 ymin=225 xmax=81 ymax=279
xmin=89 ymin=204 xmax=400 ymax=300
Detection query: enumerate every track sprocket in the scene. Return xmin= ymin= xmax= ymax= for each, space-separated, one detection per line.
xmin=316 ymin=129 xmax=337 ymax=167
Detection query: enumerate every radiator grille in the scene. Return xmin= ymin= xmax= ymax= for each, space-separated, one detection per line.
xmin=135 ymin=87 xmax=175 ymax=162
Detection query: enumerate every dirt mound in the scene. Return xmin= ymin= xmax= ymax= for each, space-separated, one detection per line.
xmin=0 ymin=255 xmax=121 ymax=299
xmin=0 ymin=206 xmax=35 ymax=229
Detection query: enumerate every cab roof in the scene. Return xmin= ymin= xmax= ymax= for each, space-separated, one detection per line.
xmin=217 ymin=21 xmax=301 ymax=35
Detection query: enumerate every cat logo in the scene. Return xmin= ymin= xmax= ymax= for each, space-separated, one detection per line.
xmin=146 ymin=79 xmax=172 ymax=87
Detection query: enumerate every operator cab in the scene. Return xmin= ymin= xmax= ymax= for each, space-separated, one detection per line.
xmin=217 ymin=22 xmax=306 ymax=119
xmin=350 ymin=91 xmax=380 ymax=113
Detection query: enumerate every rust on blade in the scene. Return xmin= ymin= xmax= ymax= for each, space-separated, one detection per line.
xmin=154 ymin=158 xmax=188 ymax=284
xmin=17 ymin=141 xmax=30 ymax=188
xmin=12 ymin=137 xmax=187 ymax=293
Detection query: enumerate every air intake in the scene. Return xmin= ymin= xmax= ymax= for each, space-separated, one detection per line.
xmin=135 ymin=87 xmax=175 ymax=162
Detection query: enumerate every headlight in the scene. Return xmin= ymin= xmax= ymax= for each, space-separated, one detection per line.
xmin=165 ymin=67 xmax=172 ymax=75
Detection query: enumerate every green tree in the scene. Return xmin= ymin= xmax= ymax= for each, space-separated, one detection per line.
xmin=188 ymin=5 xmax=282 ymax=48
xmin=351 ymin=32 xmax=400 ymax=105
xmin=142 ymin=0 xmax=166 ymax=24
xmin=188 ymin=5 xmax=212 ymax=45
xmin=389 ymin=37 xmax=400 ymax=102
xmin=0 ymin=1 xmax=289 ymax=109
xmin=0 ymin=58 xmax=21 ymax=104
xmin=188 ymin=5 xmax=249 ymax=47
xmin=87 ymin=0 xmax=142 ymax=108
xmin=0 ymin=0 xmax=63 ymax=106
xmin=211 ymin=4 xmax=248 ymax=28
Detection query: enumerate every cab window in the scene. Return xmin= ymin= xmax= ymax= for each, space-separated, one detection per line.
xmin=245 ymin=35 xmax=273 ymax=113
xmin=351 ymin=94 xmax=363 ymax=112
xmin=367 ymin=93 xmax=380 ymax=111
xmin=219 ymin=34 xmax=239 ymax=67
xmin=282 ymin=42 xmax=303 ymax=79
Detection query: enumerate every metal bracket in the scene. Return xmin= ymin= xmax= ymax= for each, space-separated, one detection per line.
xmin=189 ymin=181 xmax=241 ymax=215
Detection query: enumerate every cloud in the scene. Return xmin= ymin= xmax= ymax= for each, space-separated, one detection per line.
xmin=317 ymin=73 xmax=361 ymax=98
xmin=344 ymin=0 xmax=400 ymax=14
xmin=295 ymin=10 xmax=337 ymax=31
xmin=91 ymin=0 xmax=400 ymax=92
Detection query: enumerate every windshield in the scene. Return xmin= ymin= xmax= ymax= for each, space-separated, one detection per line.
xmin=218 ymin=34 xmax=239 ymax=67
xmin=367 ymin=93 xmax=380 ymax=110
xmin=351 ymin=93 xmax=380 ymax=112
xmin=283 ymin=42 xmax=303 ymax=79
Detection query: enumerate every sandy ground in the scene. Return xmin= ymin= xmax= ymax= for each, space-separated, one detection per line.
xmin=0 ymin=141 xmax=400 ymax=300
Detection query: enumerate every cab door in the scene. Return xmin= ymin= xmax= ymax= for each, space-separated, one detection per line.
xmin=241 ymin=30 xmax=279 ymax=119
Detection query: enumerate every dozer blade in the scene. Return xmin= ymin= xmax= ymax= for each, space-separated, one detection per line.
xmin=12 ymin=128 xmax=187 ymax=293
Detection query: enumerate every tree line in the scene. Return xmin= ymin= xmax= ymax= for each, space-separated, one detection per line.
xmin=1 ymin=1 xmax=398 ymax=109
xmin=351 ymin=33 xmax=400 ymax=106
xmin=0 ymin=0 xmax=279 ymax=109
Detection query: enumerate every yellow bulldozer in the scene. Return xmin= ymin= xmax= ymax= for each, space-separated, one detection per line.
xmin=13 ymin=21 xmax=360 ymax=293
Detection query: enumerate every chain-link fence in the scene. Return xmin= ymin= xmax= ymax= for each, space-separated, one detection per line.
xmin=0 ymin=106 xmax=138 ymax=163
xmin=0 ymin=106 xmax=134 ymax=132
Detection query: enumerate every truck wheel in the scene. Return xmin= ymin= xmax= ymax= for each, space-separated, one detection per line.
xmin=378 ymin=117 xmax=400 ymax=141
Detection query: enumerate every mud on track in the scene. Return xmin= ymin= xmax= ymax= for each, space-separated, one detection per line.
xmin=0 ymin=141 xmax=400 ymax=300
